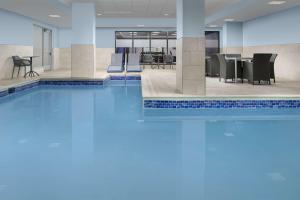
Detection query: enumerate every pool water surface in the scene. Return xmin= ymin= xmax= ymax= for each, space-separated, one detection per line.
xmin=0 ymin=84 xmax=300 ymax=200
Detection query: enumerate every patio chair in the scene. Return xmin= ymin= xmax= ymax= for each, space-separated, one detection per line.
xmin=243 ymin=53 xmax=273 ymax=85
xmin=163 ymin=54 xmax=174 ymax=69
xmin=11 ymin=56 xmax=31 ymax=79
xmin=142 ymin=54 xmax=154 ymax=69
xmin=107 ymin=53 xmax=124 ymax=73
xmin=127 ymin=53 xmax=142 ymax=72
xmin=270 ymin=54 xmax=278 ymax=83
xmin=217 ymin=54 xmax=243 ymax=82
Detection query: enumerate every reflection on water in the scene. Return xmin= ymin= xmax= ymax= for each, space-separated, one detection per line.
xmin=0 ymin=85 xmax=300 ymax=200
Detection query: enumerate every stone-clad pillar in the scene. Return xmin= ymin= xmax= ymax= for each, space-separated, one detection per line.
xmin=176 ymin=0 xmax=205 ymax=95
xmin=71 ymin=3 xmax=96 ymax=78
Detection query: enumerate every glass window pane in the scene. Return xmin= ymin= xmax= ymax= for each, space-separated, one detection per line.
xmin=151 ymin=31 xmax=167 ymax=53
xmin=116 ymin=32 xmax=132 ymax=48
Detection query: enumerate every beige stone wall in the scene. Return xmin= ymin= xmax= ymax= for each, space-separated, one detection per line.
xmin=96 ymin=48 xmax=114 ymax=70
xmin=176 ymin=37 xmax=206 ymax=95
xmin=243 ymin=43 xmax=300 ymax=81
xmin=0 ymin=44 xmax=33 ymax=80
xmin=53 ymin=48 xmax=71 ymax=70
xmin=52 ymin=47 xmax=114 ymax=71
xmin=71 ymin=44 xmax=96 ymax=78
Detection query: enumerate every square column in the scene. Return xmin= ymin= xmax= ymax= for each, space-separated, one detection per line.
xmin=71 ymin=3 xmax=96 ymax=78
xmin=176 ymin=0 xmax=205 ymax=95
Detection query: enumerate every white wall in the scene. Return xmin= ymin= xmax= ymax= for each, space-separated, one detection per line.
xmin=242 ymin=6 xmax=300 ymax=81
xmin=0 ymin=9 xmax=59 ymax=80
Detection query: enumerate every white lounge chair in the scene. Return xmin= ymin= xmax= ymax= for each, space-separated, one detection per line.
xmin=107 ymin=53 xmax=124 ymax=73
xmin=126 ymin=53 xmax=142 ymax=72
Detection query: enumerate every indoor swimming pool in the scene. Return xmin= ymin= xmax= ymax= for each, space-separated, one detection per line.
xmin=0 ymin=84 xmax=300 ymax=200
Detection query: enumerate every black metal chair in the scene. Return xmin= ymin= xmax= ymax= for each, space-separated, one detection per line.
xmin=11 ymin=56 xmax=31 ymax=79
xmin=270 ymin=54 xmax=278 ymax=83
xmin=142 ymin=54 xmax=154 ymax=69
xmin=217 ymin=54 xmax=243 ymax=82
xmin=163 ymin=54 xmax=174 ymax=69
xmin=243 ymin=53 xmax=273 ymax=85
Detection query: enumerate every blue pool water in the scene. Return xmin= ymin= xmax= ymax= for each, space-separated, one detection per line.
xmin=0 ymin=84 xmax=300 ymax=200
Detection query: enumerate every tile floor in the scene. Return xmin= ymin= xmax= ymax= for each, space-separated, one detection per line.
xmin=141 ymin=69 xmax=300 ymax=99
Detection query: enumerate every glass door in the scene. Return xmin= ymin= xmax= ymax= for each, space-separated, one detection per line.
xmin=33 ymin=25 xmax=53 ymax=71
xmin=43 ymin=29 xmax=52 ymax=71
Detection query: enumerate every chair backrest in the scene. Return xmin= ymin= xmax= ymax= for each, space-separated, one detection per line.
xmin=110 ymin=53 xmax=123 ymax=66
xmin=270 ymin=54 xmax=278 ymax=63
xmin=210 ymin=54 xmax=220 ymax=75
xmin=253 ymin=53 xmax=273 ymax=80
xmin=216 ymin=54 xmax=226 ymax=67
xmin=128 ymin=53 xmax=140 ymax=66
xmin=164 ymin=55 xmax=173 ymax=63
xmin=12 ymin=56 xmax=22 ymax=66
xmin=216 ymin=54 xmax=227 ymax=77
xmin=143 ymin=54 xmax=153 ymax=63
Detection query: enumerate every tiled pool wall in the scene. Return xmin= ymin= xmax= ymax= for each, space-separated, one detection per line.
xmin=1 ymin=76 xmax=300 ymax=109
xmin=0 ymin=75 xmax=141 ymax=98
xmin=143 ymin=99 xmax=300 ymax=109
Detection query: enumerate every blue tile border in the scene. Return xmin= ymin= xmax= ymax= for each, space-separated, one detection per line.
xmin=0 ymin=90 xmax=8 ymax=98
xmin=39 ymin=80 xmax=104 ymax=85
xmin=110 ymin=76 xmax=141 ymax=81
xmin=14 ymin=82 xmax=39 ymax=92
xmin=144 ymin=100 xmax=300 ymax=109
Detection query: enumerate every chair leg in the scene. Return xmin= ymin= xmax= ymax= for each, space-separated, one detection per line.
xmin=17 ymin=67 xmax=21 ymax=77
xmin=11 ymin=66 xmax=15 ymax=79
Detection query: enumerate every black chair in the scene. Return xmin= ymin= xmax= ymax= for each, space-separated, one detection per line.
xmin=163 ymin=54 xmax=174 ymax=69
xmin=243 ymin=53 xmax=273 ymax=85
xmin=142 ymin=54 xmax=154 ymax=69
xmin=270 ymin=54 xmax=278 ymax=83
xmin=217 ymin=54 xmax=243 ymax=82
xmin=11 ymin=56 xmax=31 ymax=79
xmin=206 ymin=55 xmax=220 ymax=77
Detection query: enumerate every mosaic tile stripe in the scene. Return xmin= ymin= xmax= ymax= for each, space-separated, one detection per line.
xmin=14 ymin=82 xmax=39 ymax=92
xmin=0 ymin=90 xmax=8 ymax=97
xmin=144 ymin=100 xmax=300 ymax=109
xmin=39 ymin=80 xmax=104 ymax=85
xmin=110 ymin=76 xmax=141 ymax=81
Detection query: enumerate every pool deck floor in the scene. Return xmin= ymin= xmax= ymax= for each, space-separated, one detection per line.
xmin=1 ymin=69 xmax=300 ymax=100
xmin=141 ymin=69 xmax=300 ymax=100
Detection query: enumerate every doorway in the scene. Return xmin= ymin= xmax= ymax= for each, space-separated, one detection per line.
xmin=33 ymin=25 xmax=53 ymax=71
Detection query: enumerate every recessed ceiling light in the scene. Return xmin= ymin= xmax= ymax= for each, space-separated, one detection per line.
xmin=48 ymin=14 xmax=61 ymax=18
xmin=209 ymin=25 xmax=218 ymax=28
xmin=97 ymin=13 xmax=102 ymax=16
xmin=164 ymin=13 xmax=169 ymax=16
xmin=137 ymin=24 xmax=145 ymax=27
xmin=268 ymin=1 xmax=286 ymax=5
xmin=224 ymin=18 xmax=235 ymax=22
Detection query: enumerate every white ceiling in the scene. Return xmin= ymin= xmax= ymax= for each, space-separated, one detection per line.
xmin=0 ymin=0 xmax=299 ymax=28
